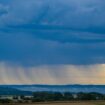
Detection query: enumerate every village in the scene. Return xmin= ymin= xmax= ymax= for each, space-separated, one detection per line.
xmin=0 ymin=95 xmax=33 ymax=103
xmin=0 ymin=92 xmax=104 ymax=103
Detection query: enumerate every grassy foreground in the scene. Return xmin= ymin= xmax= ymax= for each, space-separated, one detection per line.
xmin=0 ymin=101 xmax=105 ymax=105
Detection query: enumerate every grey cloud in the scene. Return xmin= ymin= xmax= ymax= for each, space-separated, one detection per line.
xmin=0 ymin=4 xmax=8 ymax=16
xmin=0 ymin=0 xmax=105 ymax=66
xmin=1 ymin=24 xmax=105 ymax=43
xmin=0 ymin=0 xmax=105 ymax=27
xmin=0 ymin=32 xmax=105 ymax=66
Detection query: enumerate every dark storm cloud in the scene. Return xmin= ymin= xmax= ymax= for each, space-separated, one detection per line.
xmin=0 ymin=32 xmax=105 ymax=66
xmin=0 ymin=0 xmax=105 ymax=66
xmin=0 ymin=4 xmax=8 ymax=16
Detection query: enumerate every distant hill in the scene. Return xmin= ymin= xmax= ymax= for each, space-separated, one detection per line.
xmin=1 ymin=85 xmax=105 ymax=94
xmin=0 ymin=86 xmax=32 ymax=95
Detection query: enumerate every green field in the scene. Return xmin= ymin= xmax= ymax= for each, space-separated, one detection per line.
xmin=1 ymin=101 xmax=105 ymax=105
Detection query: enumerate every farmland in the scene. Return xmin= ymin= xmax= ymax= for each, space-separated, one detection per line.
xmin=0 ymin=101 xmax=105 ymax=105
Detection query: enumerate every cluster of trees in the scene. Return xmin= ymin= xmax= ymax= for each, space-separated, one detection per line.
xmin=32 ymin=92 xmax=73 ymax=102
xmin=77 ymin=92 xmax=104 ymax=100
xmin=0 ymin=92 xmax=105 ymax=103
xmin=32 ymin=92 xmax=105 ymax=102
xmin=0 ymin=99 xmax=12 ymax=103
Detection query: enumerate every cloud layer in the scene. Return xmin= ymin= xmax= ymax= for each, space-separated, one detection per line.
xmin=0 ymin=0 xmax=105 ymax=65
xmin=0 ymin=0 xmax=105 ymax=84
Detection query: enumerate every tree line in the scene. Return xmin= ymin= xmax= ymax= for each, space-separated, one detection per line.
xmin=32 ymin=92 xmax=105 ymax=102
xmin=0 ymin=92 xmax=105 ymax=103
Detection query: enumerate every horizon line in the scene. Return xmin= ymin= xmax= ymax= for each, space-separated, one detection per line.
xmin=0 ymin=84 xmax=105 ymax=86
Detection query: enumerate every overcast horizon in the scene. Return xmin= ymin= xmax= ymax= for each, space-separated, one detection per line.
xmin=0 ymin=0 xmax=105 ymax=84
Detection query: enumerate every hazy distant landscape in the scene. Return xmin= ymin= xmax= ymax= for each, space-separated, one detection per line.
xmin=1 ymin=85 xmax=105 ymax=94
xmin=0 ymin=85 xmax=105 ymax=104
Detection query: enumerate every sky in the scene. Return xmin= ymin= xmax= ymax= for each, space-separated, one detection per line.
xmin=0 ymin=0 xmax=105 ymax=84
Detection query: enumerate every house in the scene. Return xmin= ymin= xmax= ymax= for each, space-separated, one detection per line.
xmin=0 ymin=95 xmax=13 ymax=100
xmin=72 ymin=94 xmax=78 ymax=99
